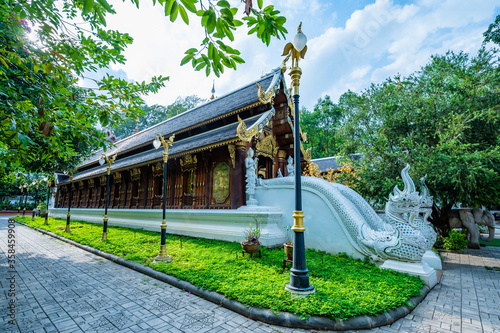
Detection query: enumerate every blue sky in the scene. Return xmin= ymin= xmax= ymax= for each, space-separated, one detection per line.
xmin=92 ymin=0 xmax=500 ymax=111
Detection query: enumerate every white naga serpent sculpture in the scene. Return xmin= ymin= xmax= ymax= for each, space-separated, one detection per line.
xmin=259 ymin=168 xmax=430 ymax=263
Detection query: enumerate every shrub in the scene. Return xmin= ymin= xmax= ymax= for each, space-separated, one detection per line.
xmin=442 ymin=229 xmax=467 ymax=251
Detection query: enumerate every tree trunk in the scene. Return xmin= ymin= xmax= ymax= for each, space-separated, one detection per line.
xmin=429 ymin=202 xmax=454 ymax=237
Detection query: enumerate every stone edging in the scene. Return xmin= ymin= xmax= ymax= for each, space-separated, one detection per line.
xmin=11 ymin=218 xmax=430 ymax=331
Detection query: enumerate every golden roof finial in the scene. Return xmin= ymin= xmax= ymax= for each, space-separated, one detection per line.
xmin=282 ymin=22 xmax=307 ymax=68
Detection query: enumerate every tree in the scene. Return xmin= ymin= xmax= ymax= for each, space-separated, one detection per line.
xmin=484 ymin=14 xmax=500 ymax=45
xmin=0 ymin=0 xmax=287 ymax=177
xmin=113 ymin=95 xmax=205 ymax=140
xmin=301 ymin=96 xmax=344 ymax=159
xmin=336 ymin=48 xmax=500 ymax=235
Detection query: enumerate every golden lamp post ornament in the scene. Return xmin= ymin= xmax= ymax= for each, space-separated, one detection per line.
xmin=282 ymin=23 xmax=315 ymax=296
xmin=99 ymin=153 xmax=117 ymax=241
xmin=152 ymin=134 xmax=175 ymax=263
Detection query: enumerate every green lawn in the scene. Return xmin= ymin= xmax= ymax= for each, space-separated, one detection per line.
xmin=480 ymin=236 xmax=500 ymax=247
xmin=17 ymin=216 xmax=424 ymax=320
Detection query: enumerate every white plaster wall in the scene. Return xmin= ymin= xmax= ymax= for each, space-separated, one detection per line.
xmin=49 ymin=206 xmax=285 ymax=247
xmin=255 ymin=183 xmax=367 ymax=259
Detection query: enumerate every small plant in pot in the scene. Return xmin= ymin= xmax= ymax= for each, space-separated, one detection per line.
xmin=241 ymin=221 xmax=261 ymax=253
xmin=283 ymin=226 xmax=293 ymax=260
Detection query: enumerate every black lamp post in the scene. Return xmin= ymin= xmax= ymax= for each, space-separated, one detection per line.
xmin=31 ymin=181 xmax=37 ymax=221
xmin=44 ymin=177 xmax=52 ymax=225
xmin=65 ymin=172 xmax=73 ymax=233
xmin=22 ymin=184 xmax=28 ymax=217
xmin=17 ymin=185 xmax=23 ymax=216
xmin=283 ymin=23 xmax=315 ymax=295
xmin=99 ymin=154 xmax=117 ymax=241
xmin=152 ymin=134 xmax=175 ymax=263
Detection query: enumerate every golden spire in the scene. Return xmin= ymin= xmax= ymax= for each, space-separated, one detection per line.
xmin=210 ymin=79 xmax=215 ymax=100
xmin=133 ymin=117 xmax=139 ymax=134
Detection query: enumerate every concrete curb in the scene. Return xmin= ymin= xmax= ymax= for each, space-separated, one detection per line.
xmin=11 ymin=218 xmax=430 ymax=331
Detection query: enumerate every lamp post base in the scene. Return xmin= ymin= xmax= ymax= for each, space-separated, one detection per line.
xmin=43 ymin=219 xmax=48 ymax=225
xmin=100 ymin=232 xmax=107 ymax=242
xmin=285 ymin=283 xmax=315 ymax=297
xmin=153 ymin=245 xmax=172 ymax=263
xmin=153 ymin=255 xmax=172 ymax=263
xmin=64 ymin=225 xmax=71 ymax=233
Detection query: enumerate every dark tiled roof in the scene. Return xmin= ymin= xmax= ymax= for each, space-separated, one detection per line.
xmin=69 ymin=113 xmax=269 ymax=183
xmin=80 ymin=68 xmax=282 ymax=168
xmin=312 ymin=153 xmax=364 ymax=172
xmin=312 ymin=156 xmax=340 ymax=172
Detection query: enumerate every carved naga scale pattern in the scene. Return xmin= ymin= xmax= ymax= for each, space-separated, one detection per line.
xmin=257 ymin=163 xmax=440 ymax=263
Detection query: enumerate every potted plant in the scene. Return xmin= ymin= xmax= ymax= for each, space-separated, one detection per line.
xmin=241 ymin=222 xmax=261 ymax=253
xmin=283 ymin=226 xmax=293 ymax=260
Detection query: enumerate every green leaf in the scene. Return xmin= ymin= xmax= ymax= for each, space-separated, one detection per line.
xmin=165 ymin=0 xmax=175 ymax=15
xmin=178 ymin=4 xmax=189 ymax=24
xmin=208 ymin=42 xmax=214 ymax=59
xmin=96 ymin=0 xmax=114 ymax=13
xmin=179 ymin=0 xmax=197 ymax=13
xmin=217 ymin=0 xmax=230 ymax=8
xmin=170 ymin=1 xmax=179 ymax=22
xmin=180 ymin=53 xmax=194 ymax=66
xmin=258 ymin=0 xmax=263 ymax=9
xmin=185 ymin=48 xmax=197 ymax=54
xmin=231 ymin=55 xmax=244 ymax=64
xmin=83 ymin=0 xmax=94 ymax=15
xmin=207 ymin=12 xmax=216 ymax=33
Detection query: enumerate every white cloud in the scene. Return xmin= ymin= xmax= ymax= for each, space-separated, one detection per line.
xmin=89 ymin=0 xmax=500 ymax=111
xmin=300 ymin=0 xmax=500 ymax=107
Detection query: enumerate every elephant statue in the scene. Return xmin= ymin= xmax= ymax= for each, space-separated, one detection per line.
xmin=449 ymin=208 xmax=496 ymax=249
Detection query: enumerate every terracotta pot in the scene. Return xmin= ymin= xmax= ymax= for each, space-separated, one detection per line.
xmin=284 ymin=243 xmax=293 ymax=260
xmin=241 ymin=241 xmax=261 ymax=253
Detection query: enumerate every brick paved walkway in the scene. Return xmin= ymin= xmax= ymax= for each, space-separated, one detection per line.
xmin=1 ymin=216 xmax=499 ymax=333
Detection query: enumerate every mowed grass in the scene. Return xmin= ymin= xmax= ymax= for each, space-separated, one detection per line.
xmin=480 ymin=236 xmax=500 ymax=247
xmin=17 ymin=216 xmax=424 ymax=320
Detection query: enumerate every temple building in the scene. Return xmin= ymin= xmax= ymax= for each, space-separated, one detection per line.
xmin=54 ymin=66 xmax=311 ymax=210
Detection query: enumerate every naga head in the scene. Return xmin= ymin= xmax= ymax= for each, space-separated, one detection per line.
xmin=419 ymin=174 xmax=433 ymax=209
xmin=388 ymin=164 xmax=421 ymax=216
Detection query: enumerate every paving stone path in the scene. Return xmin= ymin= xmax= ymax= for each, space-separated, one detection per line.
xmin=1 ymin=216 xmax=499 ymax=333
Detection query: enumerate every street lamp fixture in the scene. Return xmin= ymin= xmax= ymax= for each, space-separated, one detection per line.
xmin=152 ymin=133 xmax=175 ymax=263
xmin=282 ymin=23 xmax=315 ymax=296
xmin=99 ymin=153 xmax=117 ymax=241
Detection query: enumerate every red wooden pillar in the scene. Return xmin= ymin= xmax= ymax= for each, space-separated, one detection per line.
xmin=231 ymin=141 xmax=247 ymax=209
xmin=278 ymin=149 xmax=287 ymax=176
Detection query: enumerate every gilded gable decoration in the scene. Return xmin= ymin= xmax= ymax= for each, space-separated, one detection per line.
xmin=256 ymin=82 xmax=275 ymax=104
xmin=130 ymin=168 xmax=141 ymax=181
xmin=256 ymin=135 xmax=279 ymax=159
xmin=228 ymin=144 xmax=236 ymax=167
xmin=300 ymin=144 xmax=312 ymax=162
xmin=236 ymin=108 xmax=275 ymax=142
